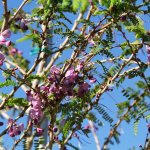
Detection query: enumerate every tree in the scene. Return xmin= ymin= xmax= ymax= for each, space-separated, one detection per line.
xmin=0 ymin=0 xmax=150 ymax=149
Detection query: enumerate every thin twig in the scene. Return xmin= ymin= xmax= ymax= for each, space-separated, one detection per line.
xmin=9 ymin=0 xmax=29 ymax=23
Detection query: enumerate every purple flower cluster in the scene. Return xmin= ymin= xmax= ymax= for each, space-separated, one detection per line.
xmin=25 ymin=63 xmax=97 ymax=125
xmin=44 ymin=64 xmax=92 ymax=99
xmin=26 ymin=91 xmax=43 ymax=124
xmin=7 ymin=119 xmax=24 ymax=137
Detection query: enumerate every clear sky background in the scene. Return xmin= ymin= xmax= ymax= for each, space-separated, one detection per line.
xmin=0 ymin=0 xmax=149 ymax=150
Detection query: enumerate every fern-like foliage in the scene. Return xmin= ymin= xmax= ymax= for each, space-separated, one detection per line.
xmin=34 ymin=136 xmax=45 ymax=150
xmin=94 ymin=104 xmax=114 ymax=125
xmin=0 ymin=80 xmax=16 ymax=88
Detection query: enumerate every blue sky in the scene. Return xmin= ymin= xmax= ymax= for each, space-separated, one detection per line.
xmin=0 ymin=0 xmax=149 ymax=150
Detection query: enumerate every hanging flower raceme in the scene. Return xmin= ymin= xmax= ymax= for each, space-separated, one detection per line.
xmin=7 ymin=119 xmax=24 ymax=137
xmin=26 ymin=91 xmax=43 ymax=124
xmin=47 ymin=64 xmax=97 ymax=98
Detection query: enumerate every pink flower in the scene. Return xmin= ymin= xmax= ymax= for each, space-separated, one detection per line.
xmin=0 ymin=53 xmax=5 ymax=66
xmin=18 ymin=123 xmax=24 ymax=131
xmin=84 ymin=125 xmax=90 ymax=130
xmin=0 ymin=35 xmax=6 ymax=45
xmin=0 ymin=29 xmax=11 ymax=46
xmin=88 ymin=76 xmax=97 ymax=83
xmin=10 ymin=48 xmax=18 ymax=55
xmin=1 ymin=29 xmax=11 ymax=38
xmin=80 ymin=82 xmax=90 ymax=91
xmin=78 ymin=82 xmax=90 ymax=97
xmin=88 ymin=38 xmax=95 ymax=46
xmin=41 ymin=86 xmax=49 ymax=92
xmin=8 ymin=118 xmax=14 ymax=125
xmin=65 ymin=67 xmax=74 ymax=77
xmin=5 ymin=40 xmax=11 ymax=47
xmin=76 ymin=62 xmax=84 ymax=72
xmin=64 ymin=67 xmax=78 ymax=85
xmin=36 ymin=127 xmax=44 ymax=136
xmin=32 ymin=100 xmax=41 ymax=108
xmin=53 ymin=127 xmax=58 ymax=132
xmin=0 ymin=35 xmax=6 ymax=42
xmin=29 ymin=108 xmax=43 ymax=123
xmin=50 ymin=66 xmax=60 ymax=75
xmin=7 ymin=119 xmax=24 ymax=137
xmin=17 ymin=50 xmax=23 ymax=55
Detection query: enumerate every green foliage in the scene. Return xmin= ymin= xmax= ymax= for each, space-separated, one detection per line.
xmin=112 ymin=131 xmax=121 ymax=144
xmin=34 ymin=137 xmax=45 ymax=150
xmin=6 ymin=97 xmax=28 ymax=107
xmin=26 ymin=74 xmax=44 ymax=81
xmin=72 ymin=0 xmax=80 ymax=11
xmin=62 ymin=120 xmax=74 ymax=140
xmin=86 ymin=112 xmax=104 ymax=126
xmin=72 ymin=0 xmax=90 ymax=12
xmin=124 ymin=18 xmax=146 ymax=39
xmin=0 ymin=93 xmax=28 ymax=106
xmin=101 ymin=0 xmax=122 ymax=8
xmin=133 ymin=119 xmax=139 ymax=136
xmin=94 ymin=104 xmax=114 ymax=124
xmin=80 ymin=0 xmax=89 ymax=12
xmin=22 ymin=139 xmax=28 ymax=150
xmin=0 ymin=0 xmax=150 ymax=149
xmin=62 ymin=0 xmax=72 ymax=10
xmin=0 ymin=80 xmax=16 ymax=88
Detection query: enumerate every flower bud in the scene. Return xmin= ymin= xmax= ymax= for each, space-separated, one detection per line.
xmin=36 ymin=127 xmax=44 ymax=136
xmin=5 ymin=40 xmax=11 ymax=47
xmin=1 ymin=29 xmax=11 ymax=38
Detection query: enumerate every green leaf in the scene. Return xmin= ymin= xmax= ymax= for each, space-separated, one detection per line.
xmin=26 ymin=74 xmax=44 ymax=81
xmin=73 ymin=0 xmax=80 ymax=11
xmin=16 ymin=34 xmax=33 ymax=43
xmin=0 ymin=80 xmax=16 ymax=88
xmin=136 ymin=81 xmax=145 ymax=89
xmin=101 ymin=0 xmax=110 ymax=7
xmin=133 ymin=120 xmax=139 ymax=136
xmin=110 ymin=0 xmax=122 ymax=7
xmin=145 ymin=114 xmax=150 ymax=120
xmin=6 ymin=98 xmax=28 ymax=106
xmin=81 ymin=0 xmax=89 ymax=12
xmin=16 ymin=34 xmax=40 ymax=43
